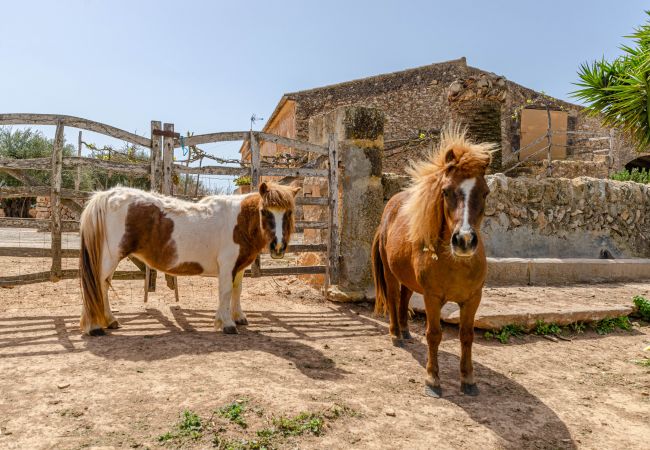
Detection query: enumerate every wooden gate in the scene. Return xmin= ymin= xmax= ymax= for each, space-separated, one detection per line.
xmin=0 ymin=114 xmax=340 ymax=291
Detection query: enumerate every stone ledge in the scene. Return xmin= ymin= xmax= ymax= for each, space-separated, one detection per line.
xmin=487 ymin=258 xmax=650 ymax=285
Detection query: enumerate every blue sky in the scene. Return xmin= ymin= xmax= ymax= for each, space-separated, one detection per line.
xmin=1 ymin=0 xmax=647 ymax=188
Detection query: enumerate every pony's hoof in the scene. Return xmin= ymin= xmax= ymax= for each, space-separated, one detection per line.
xmin=223 ymin=325 xmax=239 ymax=335
xmin=391 ymin=337 xmax=404 ymax=348
xmin=401 ymin=330 xmax=413 ymax=340
xmin=107 ymin=320 xmax=121 ymax=329
xmin=88 ymin=328 xmax=106 ymax=336
xmin=425 ymin=384 xmax=442 ymax=398
xmin=461 ymin=383 xmax=479 ymax=396
xmin=235 ymin=317 xmax=249 ymax=326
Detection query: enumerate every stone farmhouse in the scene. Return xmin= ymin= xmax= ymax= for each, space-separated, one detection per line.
xmin=241 ymin=57 xmax=650 ymax=177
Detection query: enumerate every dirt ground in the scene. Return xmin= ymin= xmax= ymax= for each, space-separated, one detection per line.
xmin=0 ymin=258 xmax=649 ymax=450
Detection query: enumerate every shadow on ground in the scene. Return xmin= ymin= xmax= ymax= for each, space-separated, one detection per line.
xmin=0 ymin=304 xmax=577 ymax=449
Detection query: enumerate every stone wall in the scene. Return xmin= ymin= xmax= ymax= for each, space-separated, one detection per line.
xmin=278 ymin=57 xmax=637 ymax=176
xmin=382 ymin=174 xmax=650 ymax=258
xmin=34 ymin=196 xmax=82 ymax=221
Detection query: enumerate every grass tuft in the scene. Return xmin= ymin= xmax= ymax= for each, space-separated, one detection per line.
xmin=533 ymin=320 xmax=561 ymax=336
xmin=217 ymin=399 xmax=248 ymax=429
xmin=158 ymin=409 xmax=203 ymax=443
xmin=483 ymin=324 xmax=525 ymax=344
xmin=633 ymin=295 xmax=650 ymax=321
xmin=593 ymin=316 xmax=631 ymax=335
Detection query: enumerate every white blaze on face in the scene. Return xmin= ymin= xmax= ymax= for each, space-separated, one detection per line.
xmin=459 ymin=178 xmax=476 ymax=232
xmin=270 ymin=208 xmax=285 ymax=250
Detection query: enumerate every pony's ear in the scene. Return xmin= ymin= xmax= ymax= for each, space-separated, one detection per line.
xmin=445 ymin=148 xmax=456 ymax=164
xmin=259 ymin=182 xmax=269 ymax=196
xmin=290 ymin=186 xmax=301 ymax=197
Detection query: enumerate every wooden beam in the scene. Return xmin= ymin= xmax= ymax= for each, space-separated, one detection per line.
xmin=286 ymin=243 xmax=327 ymax=253
xmin=295 ymin=196 xmax=328 ymax=206
xmin=50 ymin=122 xmax=64 ymax=282
xmin=255 ymin=132 xmax=328 ymax=156
xmin=0 ymin=217 xmax=79 ymax=231
xmin=243 ymin=265 xmax=326 ymax=277
xmin=0 ymin=247 xmax=78 ymax=258
xmin=174 ymin=164 xmax=246 ymax=177
xmin=295 ymin=221 xmax=328 ymax=231
xmin=0 ymin=269 xmax=145 ymax=287
xmin=162 ymin=123 xmax=174 ymax=196
xmin=250 ymin=131 xmax=261 ymax=277
xmin=327 ymin=133 xmax=341 ymax=285
xmin=0 ymin=157 xmax=150 ymax=175
xmin=150 ymin=121 xmax=163 ymax=192
xmin=0 ymin=168 xmax=84 ymax=214
xmin=0 ymin=186 xmax=92 ymax=199
xmin=75 ymin=131 xmax=82 ymax=190
xmin=180 ymin=131 xmax=249 ymax=147
xmin=261 ymin=167 xmax=328 ymax=178
xmin=0 ymin=113 xmax=150 ymax=147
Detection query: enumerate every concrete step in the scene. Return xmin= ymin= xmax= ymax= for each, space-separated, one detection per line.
xmin=409 ymin=259 xmax=650 ymax=330
xmin=486 ymin=258 xmax=650 ymax=285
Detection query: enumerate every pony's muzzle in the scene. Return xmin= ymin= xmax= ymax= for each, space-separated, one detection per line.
xmin=270 ymin=239 xmax=286 ymax=259
xmin=451 ymin=229 xmax=478 ymax=257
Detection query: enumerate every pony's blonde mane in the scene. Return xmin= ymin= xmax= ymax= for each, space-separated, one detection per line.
xmin=403 ymin=125 xmax=496 ymax=248
xmin=261 ymin=183 xmax=297 ymax=210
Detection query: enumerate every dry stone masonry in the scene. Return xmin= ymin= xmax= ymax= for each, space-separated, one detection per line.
xmin=383 ymin=174 xmax=650 ymax=259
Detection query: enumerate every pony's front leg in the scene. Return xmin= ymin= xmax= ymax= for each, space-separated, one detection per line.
xmin=459 ymin=294 xmax=481 ymax=396
xmin=215 ymin=268 xmax=238 ymax=334
xmin=230 ymin=270 xmax=247 ymax=326
xmin=423 ymin=293 xmax=443 ymax=398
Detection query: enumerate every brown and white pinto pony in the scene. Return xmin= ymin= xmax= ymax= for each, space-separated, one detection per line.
xmin=79 ymin=182 xmax=299 ymax=336
xmin=372 ymin=126 xmax=495 ymax=398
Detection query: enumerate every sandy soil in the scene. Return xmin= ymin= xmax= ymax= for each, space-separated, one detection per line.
xmin=0 ymin=259 xmax=648 ymax=450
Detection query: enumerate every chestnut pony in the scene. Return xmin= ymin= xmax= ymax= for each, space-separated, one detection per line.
xmin=79 ymin=182 xmax=299 ymax=336
xmin=372 ymin=126 xmax=495 ymax=397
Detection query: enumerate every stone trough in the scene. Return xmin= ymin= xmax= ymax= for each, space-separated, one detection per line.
xmin=410 ymin=258 xmax=650 ymax=330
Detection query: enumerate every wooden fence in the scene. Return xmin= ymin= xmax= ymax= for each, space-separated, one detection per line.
xmin=0 ymin=114 xmax=340 ymax=293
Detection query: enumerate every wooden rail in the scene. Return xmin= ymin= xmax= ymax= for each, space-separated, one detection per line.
xmin=243 ymin=265 xmax=326 ymax=277
xmin=0 ymin=113 xmax=340 ymax=289
xmin=0 ymin=156 xmax=150 ymax=175
xmin=179 ymin=130 xmax=328 ymax=156
xmin=0 ymin=186 xmax=92 ymax=199
xmin=0 ymin=113 xmax=150 ymax=147
xmin=0 ymin=269 xmax=144 ymax=287
xmin=0 ymin=243 xmax=326 ymax=258
xmin=0 ymin=217 xmax=79 ymax=232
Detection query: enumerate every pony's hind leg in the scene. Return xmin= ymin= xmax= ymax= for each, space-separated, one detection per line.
xmin=383 ymin=270 xmax=402 ymax=346
xmin=101 ymin=250 xmax=121 ymax=330
xmin=230 ymin=271 xmax=247 ymax=326
xmin=398 ymin=285 xmax=413 ymax=340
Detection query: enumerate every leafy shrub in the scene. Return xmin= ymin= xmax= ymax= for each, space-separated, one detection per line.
xmin=611 ymin=168 xmax=650 ymax=184
xmin=632 ymin=295 xmax=650 ymax=321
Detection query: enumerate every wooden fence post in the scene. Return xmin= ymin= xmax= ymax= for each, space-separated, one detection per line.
xmin=249 ymin=131 xmax=261 ymax=277
xmin=50 ymin=121 xmax=64 ymax=282
xmin=75 ymin=131 xmax=82 ymax=190
xmin=162 ymin=123 xmax=179 ymax=300
xmin=546 ymin=106 xmax=552 ymax=177
xmin=162 ymin=123 xmax=174 ymax=196
xmin=151 ymin=121 xmax=162 ymax=192
xmin=144 ymin=120 xmax=163 ymax=299
xmin=326 ymin=133 xmax=340 ymax=286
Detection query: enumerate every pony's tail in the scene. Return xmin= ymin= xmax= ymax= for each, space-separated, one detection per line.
xmin=372 ymin=230 xmax=388 ymax=316
xmin=79 ymin=192 xmax=110 ymax=334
